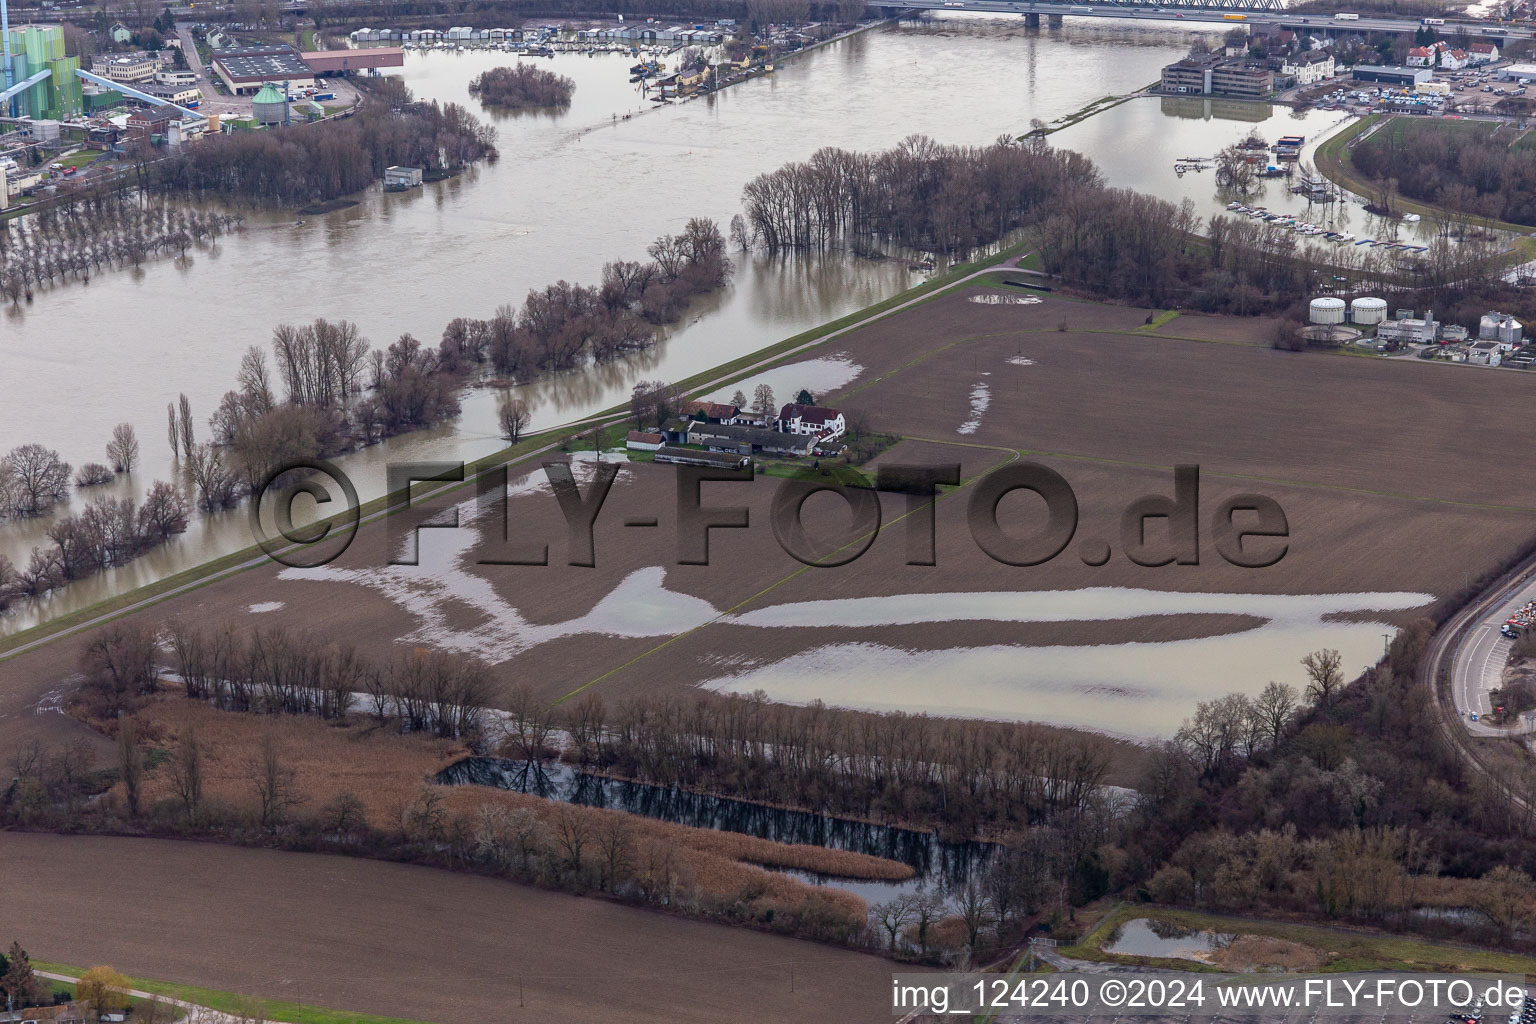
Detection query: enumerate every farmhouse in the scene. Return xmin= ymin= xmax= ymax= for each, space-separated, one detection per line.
xmin=777 ymin=403 xmax=847 ymax=439
xmin=1405 ymin=46 xmax=1434 ymax=68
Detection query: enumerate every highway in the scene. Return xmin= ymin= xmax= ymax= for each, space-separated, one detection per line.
xmin=1448 ymin=566 xmax=1536 ymax=736
xmin=892 ymin=0 xmax=1536 ymax=37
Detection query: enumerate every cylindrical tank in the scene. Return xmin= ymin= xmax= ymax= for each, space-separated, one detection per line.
xmin=251 ymin=83 xmax=287 ymax=125
xmin=1309 ymin=297 xmax=1346 ymax=325
xmin=1499 ymin=318 xmax=1523 ymax=345
xmin=1350 ymin=297 xmax=1388 ymax=325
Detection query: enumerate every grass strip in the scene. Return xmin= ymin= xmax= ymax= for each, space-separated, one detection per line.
xmin=37 ymin=962 xmax=431 ymax=1024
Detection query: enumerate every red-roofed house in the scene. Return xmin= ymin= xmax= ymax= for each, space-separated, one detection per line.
xmin=1470 ymin=42 xmax=1499 ymax=63
xmin=1406 ymin=46 xmax=1434 ymax=67
xmin=1443 ymin=48 xmax=1469 ymax=70
xmin=777 ymin=403 xmax=846 ymax=439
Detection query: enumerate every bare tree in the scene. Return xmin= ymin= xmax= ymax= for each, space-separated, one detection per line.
xmin=106 ymin=423 xmax=140 ymax=474
xmin=169 ymin=726 xmax=203 ymax=823
xmin=752 ymin=383 xmax=776 ymax=425
xmin=498 ymin=396 xmax=531 ymax=442
xmin=118 ymin=715 xmax=143 ymax=817
xmin=249 ymin=732 xmax=301 ymax=829
xmin=1302 ymin=649 xmax=1344 ymax=708
xmin=178 ymin=393 xmax=196 ymax=454
xmin=1254 ymin=680 xmax=1298 ymax=747
xmin=167 ymin=402 xmax=180 ymax=458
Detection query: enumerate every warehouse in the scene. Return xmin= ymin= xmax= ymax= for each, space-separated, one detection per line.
xmin=211 ymin=45 xmax=314 ymax=95
xmin=1351 ymin=65 xmax=1432 ymax=87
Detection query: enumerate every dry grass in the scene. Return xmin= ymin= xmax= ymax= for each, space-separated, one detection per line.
xmin=131 ymin=699 xmax=466 ymax=830
xmin=1208 ymin=934 xmax=1325 ymax=972
xmin=127 ymin=699 xmax=911 ymax=905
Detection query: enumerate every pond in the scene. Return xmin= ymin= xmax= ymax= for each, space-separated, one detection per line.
xmin=436 ymin=755 xmax=994 ymax=902
xmin=1105 ymin=917 xmax=1234 ymax=960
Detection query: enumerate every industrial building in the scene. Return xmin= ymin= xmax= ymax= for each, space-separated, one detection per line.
xmin=300 ymin=47 xmax=404 ymax=75
xmin=90 ymin=51 xmax=158 ymax=85
xmin=1351 ymin=65 xmax=1432 ymax=87
xmin=211 ymin=45 xmax=314 ymax=94
xmin=4 ymin=25 xmax=83 ymax=119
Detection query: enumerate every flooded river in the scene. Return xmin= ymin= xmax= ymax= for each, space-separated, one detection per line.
xmin=2 ymin=16 xmax=1222 ymax=629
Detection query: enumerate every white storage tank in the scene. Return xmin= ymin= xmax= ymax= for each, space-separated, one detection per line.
xmin=1309 ymin=297 xmax=1346 ymax=325
xmin=1499 ymin=317 xmax=1523 ymax=346
xmin=1350 ymin=297 xmax=1388 ymax=325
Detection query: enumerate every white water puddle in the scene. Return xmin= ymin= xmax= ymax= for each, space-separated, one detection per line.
xmin=280 ymin=481 xmax=1432 ymax=736
xmin=958 ymin=380 xmax=991 ymax=435
xmin=703 ymin=589 xmax=1432 ymax=738
xmin=704 ymin=353 xmax=865 ymax=408
xmin=248 ymin=601 xmax=285 ymax=614
xmin=1007 ymin=355 xmax=1036 ymax=367
xmin=970 ymin=293 xmax=1043 ymax=305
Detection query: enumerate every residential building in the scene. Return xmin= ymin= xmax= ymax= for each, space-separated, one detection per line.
xmin=1469 ymin=41 xmax=1499 ymax=63
xmin=109 ymin=21 xmax=133 ymax=43
xmin=1441 ymin=48 xmax=1469 ymax=70
xmin=1405 ymin=46 xmax=1434 ymax=67
xmin=1282 ymin=50 xmax=1335 ymax=84
xmin=5 ymin=25 xmax=84 ymax=119
xmin=777 ymin=403 xmax=847 ymax=440
xmin=212 ymin=45 xmax=314 ymax=94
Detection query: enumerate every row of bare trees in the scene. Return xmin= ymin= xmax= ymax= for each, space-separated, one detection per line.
xmin=0 ymin=189 xmax=239 ymax=303
xmin=162 ymin=620 xmax=491 ymax=738
xmin=512 ymin=689 xmax=1117 ymax=836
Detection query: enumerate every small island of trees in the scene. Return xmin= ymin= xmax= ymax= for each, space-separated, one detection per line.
xmin=468 ymin=65 xmax=576 ymax=109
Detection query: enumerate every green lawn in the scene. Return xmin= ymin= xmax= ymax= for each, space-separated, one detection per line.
xmin=38 ymin=963 xmax=430 ymax=1024
xmin=54 ymin=150 xmax=100 ymax=170
xmin=1059 ymin=904 xmax=1536 ymax=977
